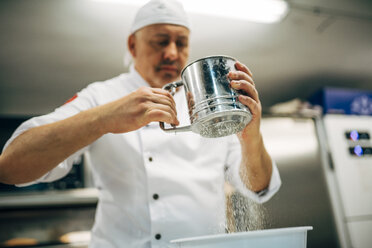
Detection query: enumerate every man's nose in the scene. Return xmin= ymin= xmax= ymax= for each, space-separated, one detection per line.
xmin=163 ymin=42 xmax=178 ymax=60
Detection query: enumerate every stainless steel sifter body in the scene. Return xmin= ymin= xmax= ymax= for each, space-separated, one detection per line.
xmin=160 ymin=55 xmax=252 ymax=138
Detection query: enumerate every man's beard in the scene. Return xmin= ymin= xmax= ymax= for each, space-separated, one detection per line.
xmin=154 ymin=59 xmax=181 ymax=74
xmin=154 ymin=60 xmax=182 ymax=84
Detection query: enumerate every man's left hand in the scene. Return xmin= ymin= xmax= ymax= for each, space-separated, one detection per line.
xmin=228 ymin=61 xmax=261 ymax=143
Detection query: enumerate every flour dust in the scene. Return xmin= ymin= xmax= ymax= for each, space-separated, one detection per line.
xmin=225 ymin=191 xmax=270 ymax=233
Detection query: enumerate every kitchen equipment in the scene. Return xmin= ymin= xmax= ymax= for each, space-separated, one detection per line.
xmin=169 ymin=226 xmax=312 ymax=248
xmin=318 ymin=115 xmax=372 ymax=248
xmin=159 ymin=55 xmax=252 ymax=138
xmin=311 ymin=87 xmax=372 ymax=248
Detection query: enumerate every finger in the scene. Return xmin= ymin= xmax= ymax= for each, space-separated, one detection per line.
xmin=234 ymin=61 xmax=253 ymax=77
xmin=238 ymin=95 xmax=261 ymax=116
xmin=152 ymin=88 xmax=175 ymax=100
xmin=230 ymin=80 xmax=259 ymax=102
xmin=151 ymin=93 xmax=178 ymax=114
xmin=152 ymin=88 xmax=176 ymax=102
xmin=147 ymin=103 xmax=179 ymax=125
xmin=142 ymin=88 xmax=177 ymax=115
xmin=228 ymin=71 xmax=254 ymax=86
xmin=137 ymin=87 xmax=175 ymax=104
xmin=148 ymin=109 xmax=178 ymax=125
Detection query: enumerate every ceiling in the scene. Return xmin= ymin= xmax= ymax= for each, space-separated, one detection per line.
xmin=1 ymin=0 xmax=372 ymax=116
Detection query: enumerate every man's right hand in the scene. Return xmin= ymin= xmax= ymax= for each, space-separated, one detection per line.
xmin=97 ymin=86 xmax=179 ymax=134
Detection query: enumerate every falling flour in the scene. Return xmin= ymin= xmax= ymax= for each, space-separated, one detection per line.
xmin=227 ymin=192 xmax=269 ymax=232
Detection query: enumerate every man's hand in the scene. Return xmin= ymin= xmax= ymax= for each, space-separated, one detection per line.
xmin=98 ymin=86 xmax=179 ymax=134
xmin=228 ymin=61 xmax=261 ymax=142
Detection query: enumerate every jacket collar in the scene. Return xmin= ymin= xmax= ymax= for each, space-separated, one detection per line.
xmin=129 ymin=64 xmax=151 ymax=88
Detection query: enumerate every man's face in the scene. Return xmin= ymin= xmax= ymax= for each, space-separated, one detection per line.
xmin=128 ymin=24 xmax=190 ymax=88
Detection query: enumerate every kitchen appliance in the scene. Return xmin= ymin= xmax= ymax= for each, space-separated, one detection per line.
xmin=160 ymin=55 xmax=252 ymax=138
xmin=170 ymin=226 xmax=312 ymax=248
xmin=317 ymin=114 xmax=372 ymax=248
xmin=311 ymin=87 xmax=372 ymax=248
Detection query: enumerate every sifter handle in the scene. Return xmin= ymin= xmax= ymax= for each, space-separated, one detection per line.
xmin=159 ymin=81 xmax=192 ymax=133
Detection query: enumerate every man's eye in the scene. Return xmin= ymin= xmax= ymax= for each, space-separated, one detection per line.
xmin=176 ymin=41 xmax=188 ymax=48
xmin=158 ymin=40 xmax=169 ymax=46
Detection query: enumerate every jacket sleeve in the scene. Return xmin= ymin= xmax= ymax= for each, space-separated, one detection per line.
xmin=2 ymin=84 xmax=100 ymax=187
xmin=224 ymin=135 xmax=282 ymax=204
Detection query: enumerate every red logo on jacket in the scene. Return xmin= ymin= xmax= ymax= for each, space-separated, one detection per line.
xmin=64 ymin=94 xmax=78 ymax=105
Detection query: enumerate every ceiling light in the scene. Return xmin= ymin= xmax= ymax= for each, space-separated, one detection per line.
xmin=93 ymin=0 xmax=289 ymax=23
xmin=183 ymin=0 xmax=289 ymax=23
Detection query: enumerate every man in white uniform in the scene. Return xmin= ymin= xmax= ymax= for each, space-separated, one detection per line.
xmin=0 ymin=0 xmax=281 ymax=247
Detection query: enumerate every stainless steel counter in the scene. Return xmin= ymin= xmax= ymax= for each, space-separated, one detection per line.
xmin=0 ymin=188 xmax=98 ymax=209
xmin=0 ymin=189 xmax=97 ymax=247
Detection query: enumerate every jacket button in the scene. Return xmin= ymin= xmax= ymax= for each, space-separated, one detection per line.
xmin=155 ymin=233 xmax=161 ymax=240
xmin=149 ymin=157 xmax=153 ymax=162
xmin=153 ymin=194 xmax=159 ymax=200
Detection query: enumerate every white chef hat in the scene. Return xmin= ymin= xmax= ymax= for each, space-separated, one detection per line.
xmin=130 ymin=0 xmax=190 ymax=34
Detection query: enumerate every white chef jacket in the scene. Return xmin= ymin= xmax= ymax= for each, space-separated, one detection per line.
xmin=4 ymin=66 xmax=281 ymax=248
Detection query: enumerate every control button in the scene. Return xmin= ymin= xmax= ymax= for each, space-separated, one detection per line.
xmin=349 ymin=146 xmax=363 ymax=156
xmin=346 ymin=131 xmax=371 ymax=141
xmin=149 ymin=157 xmax=153 ymax=162
xmin=155 ymin=234 xmax=161 ymax=240
xmin=153 ymin=194 xmax=159 ymax=200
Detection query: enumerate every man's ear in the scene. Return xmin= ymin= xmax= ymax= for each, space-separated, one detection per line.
xmin=128 ymin=34 xmax=136 ymax=58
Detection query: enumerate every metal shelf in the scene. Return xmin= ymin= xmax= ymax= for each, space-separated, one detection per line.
xmin=0 ymin=188 xmax=98 ymax=208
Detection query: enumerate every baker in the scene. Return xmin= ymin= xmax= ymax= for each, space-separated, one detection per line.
xmin=0 ymin=0 xmax=281 ymax=247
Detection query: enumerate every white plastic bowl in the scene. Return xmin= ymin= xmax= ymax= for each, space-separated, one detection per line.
xmin=170 ymin=226 xmax=313 ymax=248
